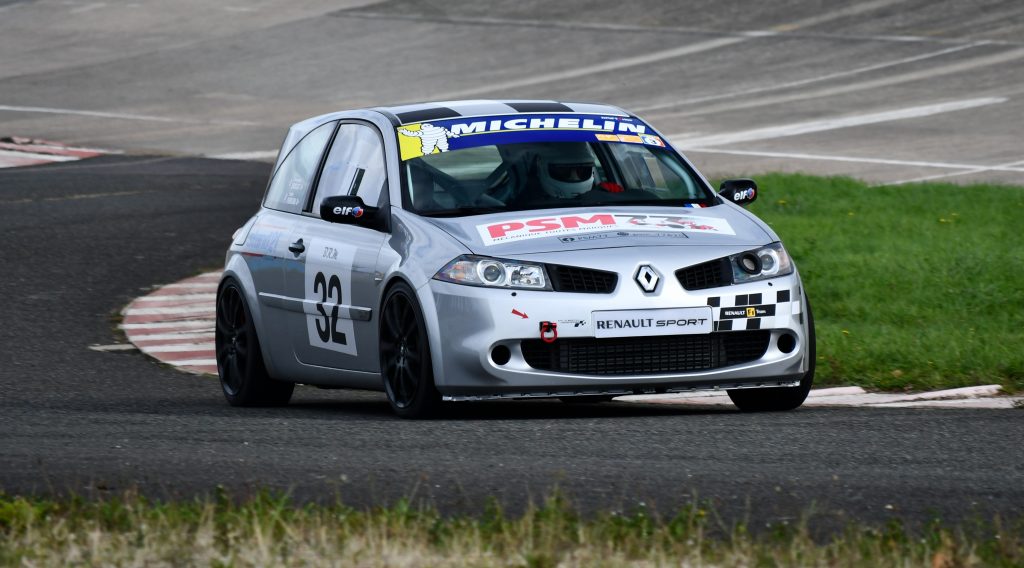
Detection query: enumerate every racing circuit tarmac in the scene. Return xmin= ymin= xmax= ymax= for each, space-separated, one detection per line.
xmin=1 ymin=0 xmax=1023 ymax=528
xmin=1 ymin=155 xmax=1022 ymax=529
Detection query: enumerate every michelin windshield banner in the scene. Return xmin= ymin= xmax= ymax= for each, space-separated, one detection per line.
xmin=396 ymin=114 xmax=668 ymax=161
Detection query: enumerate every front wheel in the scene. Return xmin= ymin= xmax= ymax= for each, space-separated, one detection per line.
xmin=379 ymin=282 xmax=442 ymax=419
xmin=727 ymin=297 xmax=815 ymax=412
xmin=215 ymin=279 xmax=294 ymax=407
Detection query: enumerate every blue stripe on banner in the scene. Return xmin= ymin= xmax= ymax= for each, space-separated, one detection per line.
xmin=396 ymin=113 xmax=669 ymax=160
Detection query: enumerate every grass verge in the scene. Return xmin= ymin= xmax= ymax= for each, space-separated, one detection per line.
xmin=743 ymin=174 xmax=1024 ymax=393
xmin=1 ymin=491 xmax=1022 ymax=567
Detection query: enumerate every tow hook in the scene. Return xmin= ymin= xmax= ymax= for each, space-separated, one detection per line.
xmin=539 ymin=321 xmax=558 ymax=343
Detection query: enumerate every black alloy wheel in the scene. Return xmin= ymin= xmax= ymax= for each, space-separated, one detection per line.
xmin=215 ymin=279 xmax=294 ymax=406
xmin=727 ymin=297 xmax=816 ymax=412
xmin=380 ymin=282 xmax=441 ymax=418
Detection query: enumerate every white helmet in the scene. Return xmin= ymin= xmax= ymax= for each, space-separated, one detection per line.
xmin=535 ymin=143 xmax=594 ymax=198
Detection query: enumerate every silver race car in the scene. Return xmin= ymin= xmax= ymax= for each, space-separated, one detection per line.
xmin=216 ymin=100 xmax=815 ymax=418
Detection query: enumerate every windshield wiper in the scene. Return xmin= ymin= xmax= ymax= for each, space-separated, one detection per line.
xmin=419 ymin=206 xmax=507 ymax=218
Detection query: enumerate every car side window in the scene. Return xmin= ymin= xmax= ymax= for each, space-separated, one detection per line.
xmin=313 ymin=123 xmax=387 ymax=211
xmin=263 ymin=121 xmax=337 ymax=213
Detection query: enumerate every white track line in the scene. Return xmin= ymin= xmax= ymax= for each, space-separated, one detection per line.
xmin=157 ymin=283 xmax=219 ymax=291
xmin=119 ymin=320 xmax=215 ymax=331
xmin=141 ymin=343 xmax=214 ymax=354
xmin=130 ymin=331 xmax=214 ymax=341
xmin=0 ymin=105 xmax=256 ymax=126
xmin=620 ymin=385 xmax=1018 ymax=408
xmin=345 ymin=5 xmax=992 ymax=46
xmin=670 ymin=97 xmax=1006 ymax=147
xmin=0 ymin=149 xmax=80 ymax=163
xmin=208 ymin=150 xmax=279 ymax=161
xmin=634 ymin=43 xmax=984 ymax=113
xmin=167 ymin=358 xmax=217 ymax=367
xmin=133 ymin=293 xmax=217 ymax=302
xmin=766 ymin=0 xmax=908 ymax=31
xmin=429 ymin=36 xmax=747 ymax=100
xmin=89 ymin=343 xmax=138 ymax=352
xmin=430 ymin=0 xmax=909 ymax=101
xmin=68 ymin=2 xmax=107 ymax=15
xmin=885 ymin=158 xmax=1024 ymax=185
xmin=658 ymin=47 xmax=1024 ymax=121
xmin=682 ymin=147 xmax=1024 ymax=173
xmin=123 ymin=305 xmax=216 ymax=316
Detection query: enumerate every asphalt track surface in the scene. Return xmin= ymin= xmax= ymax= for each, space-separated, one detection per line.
xmin=1 ymin=157 xmax=1022 ymax=529
xmin=2 ymin=0 xmax=1024 ymax=185
xmin=2 ymin=0 xmax=1024 ymax=529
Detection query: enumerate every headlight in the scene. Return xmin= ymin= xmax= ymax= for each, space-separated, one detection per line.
xmin=729 ymin=242 xmax=793 ymax=284
xmin=434 ymin=255 xmax=551 ymax=290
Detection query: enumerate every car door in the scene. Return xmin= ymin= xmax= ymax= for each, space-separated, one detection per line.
xmin=246 ymin=120 xmax=338 ymax=370
xmin=282 ymin=122 xmax=389 ymax=373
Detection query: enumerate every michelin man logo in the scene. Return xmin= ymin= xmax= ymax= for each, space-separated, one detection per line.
xmin=398 ymin=123 xmax=459 ymax=155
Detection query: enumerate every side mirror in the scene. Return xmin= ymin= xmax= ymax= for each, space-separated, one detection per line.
xmin=319 ymin=195 xmax=381 ymax=227
xmin=718 ymin=179 xmax=758 ymax=207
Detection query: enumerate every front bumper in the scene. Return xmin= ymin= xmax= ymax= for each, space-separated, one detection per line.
xmin=418 ymin=270 xmax=811 ymax=400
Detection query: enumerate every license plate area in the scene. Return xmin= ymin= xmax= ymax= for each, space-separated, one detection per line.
xmin=591 ymin=307 xmax=713 ymax=338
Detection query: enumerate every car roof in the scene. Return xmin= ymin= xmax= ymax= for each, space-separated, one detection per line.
xmin=371 ymin=99 xmax=632 ymax=125
xmin=275 ymin=100 xmax=635 ymax=173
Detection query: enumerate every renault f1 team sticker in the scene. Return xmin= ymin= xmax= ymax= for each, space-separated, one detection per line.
xmin=396 ymin=114 xmax=667 ymax=160
xmin=477 ymin=212 xmax=735 ymax=245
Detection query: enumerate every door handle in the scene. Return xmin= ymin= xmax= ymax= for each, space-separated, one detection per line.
xmin=288 ymin=238 xmax=305 ymax=255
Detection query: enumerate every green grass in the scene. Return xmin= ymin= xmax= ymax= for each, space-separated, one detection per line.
xmin=1 ymin=491 xmax=1021 ymax=567
xmin=741 ymin=173 xmax=1024 ymax=392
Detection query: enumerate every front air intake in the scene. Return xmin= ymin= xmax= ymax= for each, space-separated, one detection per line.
xmin=521 ymin=331 xmax=770 ymax=375
xmin=547 ymin=265 xmax=618 ymax=294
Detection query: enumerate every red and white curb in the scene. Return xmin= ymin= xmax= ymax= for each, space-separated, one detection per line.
xmin=620 ymin=385 xmax=1023 ymax=409
xmin=111 ymin=271 xmax=220 ymax=376
xmin=0 ymin=136 xmax=118 ymax=168
xmin=103 ymin=271 xmax=1024 ymax=408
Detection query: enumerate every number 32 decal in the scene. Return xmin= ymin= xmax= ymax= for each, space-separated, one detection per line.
xmin=305 ymin=241 xmax=357 ymax=356
xmin=313 ymin=272 xmax=347 ymax=345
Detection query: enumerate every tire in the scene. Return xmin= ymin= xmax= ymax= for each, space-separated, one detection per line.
xmin=215 ymin=279 xmax=294 ymax=407
xmin=559 ymin=395 xmax=616 ymax=403
xmin=379 ymin=282 xmax=442 ymax=419
xmin=727 ymin=297 xmax=816 ymax=412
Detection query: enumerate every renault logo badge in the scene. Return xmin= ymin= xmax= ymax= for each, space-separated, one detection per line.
xmin=634 ymin=265 xmax=660 ymax=293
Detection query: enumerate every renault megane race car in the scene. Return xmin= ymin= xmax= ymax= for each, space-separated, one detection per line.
xmin=215 ymin=100 xmax=815 ymax=418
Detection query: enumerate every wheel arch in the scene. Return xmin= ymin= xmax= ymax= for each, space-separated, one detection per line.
xmin=219 ymin=254 xmax=281 ymax=378
xmin=378 ymin=273 xmax=448 ymax=391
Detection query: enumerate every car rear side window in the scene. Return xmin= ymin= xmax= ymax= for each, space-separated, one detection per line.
xmin=263 ymin=121 xmax=337 ymax=213
xmin=313 ymin=123 xmax=387 ymax=211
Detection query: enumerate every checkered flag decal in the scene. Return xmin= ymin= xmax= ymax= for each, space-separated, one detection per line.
xmin=706 ymin=289 xmax=800 ymax=331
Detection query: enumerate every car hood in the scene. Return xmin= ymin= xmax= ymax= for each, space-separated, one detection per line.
xmin=422 ymin=205 xmax=771 ymax=255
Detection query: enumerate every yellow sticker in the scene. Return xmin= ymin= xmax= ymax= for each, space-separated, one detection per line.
xmin=746 ymin=307 xmax=756 ymax=318
xmin=396 ymin=123 xmax=459 ymax=161
xmin=595 ymin=133 xmax=619 ymax=142
xmin=617 ymin=134 xmax=643 ymax=144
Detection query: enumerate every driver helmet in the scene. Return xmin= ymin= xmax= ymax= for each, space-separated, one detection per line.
xmin=535 ymin=143 xmax=595 ymax=198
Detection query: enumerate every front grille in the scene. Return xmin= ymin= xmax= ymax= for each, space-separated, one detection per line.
xmin=521 ymin=331 xmax=770 ymax=375
xmin=676 ymin=258 xmax=731 ymax=290
xmin=548 ymin=265 xmax=618 ymax=294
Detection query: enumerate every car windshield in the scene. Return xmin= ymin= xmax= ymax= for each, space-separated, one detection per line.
xmin=397 ymin=116 xmax=714 ymax=216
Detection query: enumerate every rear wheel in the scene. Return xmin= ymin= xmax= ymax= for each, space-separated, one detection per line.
xmin=380 ymin=282 xmax=442 ymax=419
xmin=727 ymin=298 xmax=815 ymax=412
xmin=215 ymin=279 xmax=294 ymax=407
